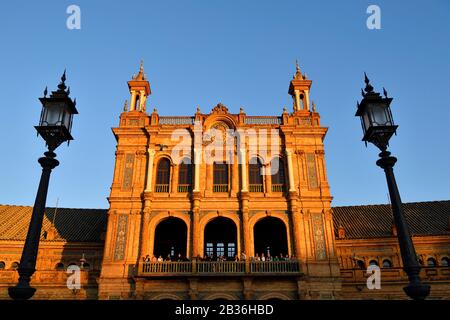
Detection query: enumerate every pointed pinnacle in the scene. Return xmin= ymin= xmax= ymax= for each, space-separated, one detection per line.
xmin=44 ymin=86 xmax=48 ymax=97
xmin=364 ymin=72 xmax=369 ymax=84
xmin=361 ymin=88 xmax=365 ymax=97
xmin=383 ymin=87 xmax=388 ymax=98
xmin=61 ymin=69 xmax=66 ymax=83
xmin=67 ymin=86 xmax=70 ymax=95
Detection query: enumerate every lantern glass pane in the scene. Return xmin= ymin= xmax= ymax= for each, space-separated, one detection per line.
xmin=370 ymin=104 xmax=389 ymax=126
xmin=44 ymin=105 xmax=62 ymax=126
xmin=363 ymin=111 xmax=371 ymax=132
xmin=62 ymin=107 xmax=71 ymax=130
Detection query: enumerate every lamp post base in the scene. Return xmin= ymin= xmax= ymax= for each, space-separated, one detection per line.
xmin=8 ymin=285 xmax=36 ymax=300
xmin=404 ymin=283 xmax=431 ymax=301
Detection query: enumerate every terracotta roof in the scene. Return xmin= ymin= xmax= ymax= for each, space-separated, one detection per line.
xmin=0 ymin=205 xmax=107 ymax=242
xmin=333 ymin=200 xmax=450 ymax=239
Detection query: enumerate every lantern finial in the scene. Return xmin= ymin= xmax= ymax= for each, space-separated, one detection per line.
xmin=364 ymin=72 xmax=374 ymax=93
xmin=58 ymin=69 xmax=67 ymax=91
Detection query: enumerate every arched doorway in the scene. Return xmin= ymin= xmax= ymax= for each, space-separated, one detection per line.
xmin=204 ymin=217 xmax=237 ymax=260
xmin=154 ymin=217 xmax=188 ymax=260
xmin=253 ymin=217 xmax=288 ymax=258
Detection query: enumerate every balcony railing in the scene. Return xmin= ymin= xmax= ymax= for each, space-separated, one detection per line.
xmin=250 ymin=261 xmax=300 ymax=273
xmin=155 ymin=184 xmax=169 ymax=193
xmin=142 ymin=261 xmax=192 ymax=273
xmin=249 ymin=184 xmax=263 ymax=192
xmin=177 ymin=184 xmax=191 ymax=193
xmin=138 ymin=261 xmax=301 ymax=277
xmin=197 ymin=261 xmax=246 ymax=273
xmin=213 ymin=184 xmax=228 ymax=193
xmin=271 ymin=184 xmax=285 ymax=192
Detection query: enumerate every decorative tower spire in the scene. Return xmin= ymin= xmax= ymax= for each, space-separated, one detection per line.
xmin=127 ymin=61 xmax=151 ymax=112
xmin=288 ymin=60 xmax=312 ymax=112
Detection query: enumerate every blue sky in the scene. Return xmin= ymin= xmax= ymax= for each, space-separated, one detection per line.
xmin=0 ymin=1 xmax=449 ymax=209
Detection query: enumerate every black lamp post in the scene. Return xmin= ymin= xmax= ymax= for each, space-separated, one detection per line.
xmin=355 ymin=73 xmax=430 ymax=300
xmin=8 ymin=71 xmax=78 ymax=300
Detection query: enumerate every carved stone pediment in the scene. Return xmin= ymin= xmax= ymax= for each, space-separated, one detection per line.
xmin=211 ymin=103 xmax=229 ymax=114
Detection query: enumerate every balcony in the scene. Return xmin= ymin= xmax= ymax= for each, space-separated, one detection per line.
xmin=138 ymin=261 xmax=301 ymax=277
xmin=177 ymin=184 xmax=191 ymax=193
xmin=155 ymin=184 xmax=169 ymax=193
xmin=271 ymin=184 xmax=285 ymax=192
xmin=249 ymin=184 xmax=263 ymax=192
xmin=213 ymin=184 xmax=228 ymax=193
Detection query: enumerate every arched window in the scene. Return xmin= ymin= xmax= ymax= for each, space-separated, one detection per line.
xmin=55 ymin=262 xmax=65 ymax=270
xmin=369 ymin=260 xmax=378 ymax=266
xmin=11 ymin=262 xmax=19 ymax=270
xmin=213 ymin=162 xmax=228 ymax=192
xmin=155 ymin=158 xmax=171 ymax=193
xmin=0 ymin=261 xmax=5 ymax=270
xmin=249 ymin=158 xmax=263 ymax=192
xmin=382 ymin=259 xmax=392 ymax=268
xmin=441 ymin=257 xmax=450 ymax=267
xmin=271 ymin=157 xmax=286 ymax=192
xmin=427 ymin=258 xmax=437 ymax=267
xmin=178 ymin=158 xmax=192 ymax=192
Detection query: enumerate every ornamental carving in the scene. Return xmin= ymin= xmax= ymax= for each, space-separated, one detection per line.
xmin=211 ymin=103 xmax=229 ymax=114
xmin=114 ymin=215 xmax=128 ymax=261
xmin=312 ymin=213 xmax=327 ymax=260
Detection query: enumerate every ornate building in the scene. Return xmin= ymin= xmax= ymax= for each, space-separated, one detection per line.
xmin=0 ymin=63 xmax=449 ymax=300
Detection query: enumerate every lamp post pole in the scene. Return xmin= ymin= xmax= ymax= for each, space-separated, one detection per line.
xmin=355 ymin=74 xmax=430 ymax=300
xmin=8 ymin=151 xmax=59 ymax=300
xmin=376 ymin=150 xmax=430 ymax=300
xmin=8 ymin=71 xmax=77 ymax=300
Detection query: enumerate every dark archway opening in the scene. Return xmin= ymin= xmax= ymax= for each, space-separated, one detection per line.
xmin=254 ymin=217 xmax=288 ymax=259
xmin=154 ymin=217 xmax=187 ymax=260
xmin=204 ymin=217 xmax=237 ymax=260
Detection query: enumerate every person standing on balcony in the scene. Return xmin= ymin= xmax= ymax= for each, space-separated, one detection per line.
xmin=240 ymin=252 xmax=246 ymax=261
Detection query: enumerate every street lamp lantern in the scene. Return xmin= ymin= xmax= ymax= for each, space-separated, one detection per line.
xmin=8 ymin=71 xmax=77 ymax=300
xmin=355 ymin=73 xmax=430 ymax=300
xmin=355 ymin=73 xmax=397 ymax=151
xmin=36 ymin=70 xmax=78 ymax=151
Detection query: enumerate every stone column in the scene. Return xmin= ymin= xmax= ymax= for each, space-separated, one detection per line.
xmin=140 ymin=210 xmax=151 ymax=258
xmin=290 ymin=210 xmax=303 ymax=260
xmin=171 ymin=164 xmax=178 ymax=193
xmin=145 ymin=148 xmax=155 ymax=192
xmin=130 ymin=90 xmax=137 ymax=111
xmin=286 ymin=149 xmax=296 ymax=192
xmin=294 ymin=90 xmax=301 ymax=111
xmin=264 ymin=164 xmax=272 ymax=194
xmin=239 ymin=148 xmax=248 ymax=192
xmin=193 ymin=148 xmax=201 ymax=192
xmin=139 ymin=90 xmax=146 ymax=111
xmin=304 ymin=89 xmax=310 ymax=111
xmin=192 ymin=194 xmax=201 ymax=258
